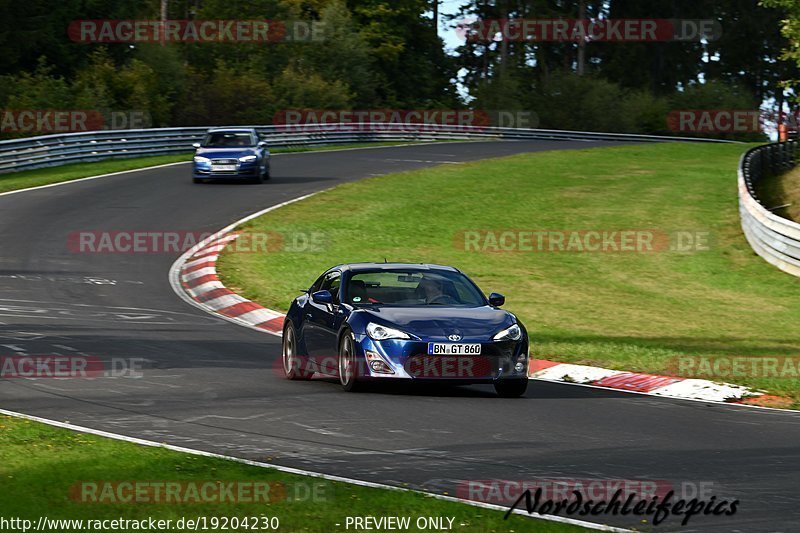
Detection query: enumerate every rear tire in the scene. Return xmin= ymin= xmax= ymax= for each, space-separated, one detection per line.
xmin=494 ymin=379 xmax=528 ymax=398
xmin=338 ymin=332 xmax=363 ymax=392
xmin=283 ymin=323 xmax=313 ymax=380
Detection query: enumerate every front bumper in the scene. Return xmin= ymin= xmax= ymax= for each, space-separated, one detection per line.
xmin=192 ymin=161 xmax=263 ymax=179
xmin=353 ymin=334 xmax=529 ymax=383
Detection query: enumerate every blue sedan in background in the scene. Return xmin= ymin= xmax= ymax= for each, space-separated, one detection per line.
xmin=192 ymin=128 xmax=271 ymax=183
xmin=282 ymin=263 xmax=530 ymax=397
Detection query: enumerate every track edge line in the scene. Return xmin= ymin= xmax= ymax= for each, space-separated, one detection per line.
xmin=0 ymin=407 xmax=630 ymax=532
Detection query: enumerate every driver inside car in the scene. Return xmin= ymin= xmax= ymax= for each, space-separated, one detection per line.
xmin=418 ymin=278 xmax=446 ymax=303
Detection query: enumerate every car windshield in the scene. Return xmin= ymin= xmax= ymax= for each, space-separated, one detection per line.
xmin=202 ymin=132 xmax=254 ymax=148
xmin=346 ymin=269 xmax=486 ymax=307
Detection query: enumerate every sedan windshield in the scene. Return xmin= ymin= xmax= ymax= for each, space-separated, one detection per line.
xmin=346 ymin=269 xmax=486 ymax=307
xmin=202 ymin=132 xmax=254 ymax=148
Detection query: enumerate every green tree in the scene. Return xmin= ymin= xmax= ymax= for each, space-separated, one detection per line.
xmin=669 ymin=80 xmax=766 ymax=141
xmin=175 ymin=62 xmax=276 ymax=126
xmin=347 ymin=0 xmax=458 ymax=106
xmin=73 ymin=49 xmax=171 ymax=126
xmin=528 ymin=72 xmax=626 ymax=132
xmin=271 ymin=65 xmax=353 ymax=110
xmin=2 ymin=57 xmax=75 ymax=110
xmin=299 ymin=0 xmax=376 ymax=107
xmin=0 ymin=0 xmax=149 ymax=77
xmin=762 ymin=0 xmax=800 ymax=66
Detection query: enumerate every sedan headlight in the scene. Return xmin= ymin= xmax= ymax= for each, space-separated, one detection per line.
xmin=366 ymin=322 xmax=410 ymax=341
xmin=194 ymin=156 xmax=211 ymax=164
xmin=239 ymin=155 xmax=258 ymax=163
xmin=493 ymin=323 xmax=521 ymax=341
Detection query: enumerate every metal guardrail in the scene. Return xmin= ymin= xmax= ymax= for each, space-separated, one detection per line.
xmin=739 ymin=140 xmax=800 ymax=277
xmin=0 ymin=124 xmax=736 ymax=174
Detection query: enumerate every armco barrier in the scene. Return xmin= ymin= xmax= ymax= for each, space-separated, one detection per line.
xmin=0 ymin=124 xmax=734 ymax=174
xmin=739 ymin=140 xmax=800 ymax=277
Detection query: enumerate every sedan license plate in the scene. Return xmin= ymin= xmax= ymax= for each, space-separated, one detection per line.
xmin=427 ymin=343 xmax=482 ymax=355
xmin=211 ymin=164 xmax=237 ymax=171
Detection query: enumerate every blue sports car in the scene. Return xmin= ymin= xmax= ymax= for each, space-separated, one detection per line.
xmin=282 ymin=263 xmax=529 ymax=397
xmin=192 ymin=128 xmax=271 ymax=183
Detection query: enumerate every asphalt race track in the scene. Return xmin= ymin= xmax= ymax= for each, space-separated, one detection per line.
xmin=0 ymin=140 xmax=798 ymax=532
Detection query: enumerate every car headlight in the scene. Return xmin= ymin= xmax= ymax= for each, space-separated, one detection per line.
xmin=239 ymin=155 xmax=258 ymax=163
xmin=366 ymin=323 xmax=410 ymax=341
xmin=194 ymin=156 xmax=211 ymax=164
xmin=493 ymin=324 xmax=521 ymax=341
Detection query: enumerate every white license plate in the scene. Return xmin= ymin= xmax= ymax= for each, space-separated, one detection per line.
xmin=427 ymin=343 xmax=482 ymax=355
xmin=211 ymin=164 xmax=237 ymax=171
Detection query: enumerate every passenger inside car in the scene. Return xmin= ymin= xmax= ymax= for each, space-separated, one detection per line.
xmin=349 ymin=280 xmax=368 ymax=303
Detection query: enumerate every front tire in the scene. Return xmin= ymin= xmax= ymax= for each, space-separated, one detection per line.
xmin=252 ymin=161 xmax=269 ymax=183
xmin=338 ymin=332 xmax=363 ymax=392
xmin=494 ymin=379 xmax=528 ymax=398
xmin=283 ymin=323 xmax=313 ymax=380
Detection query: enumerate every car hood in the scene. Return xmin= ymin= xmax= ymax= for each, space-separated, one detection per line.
xmin=357 ymin=306 xmax=516 ymax=340
xmin=195 ymin=148 xmax=256 ymax=159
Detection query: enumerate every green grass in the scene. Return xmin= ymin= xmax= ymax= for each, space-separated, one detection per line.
xmin=755 ymin=165 xmax=800 ymax=223
xmin=0 ymin=141 xmax=432 ymax=194
xmin=0 ymin=154 xmax=191 ymax=194
xmin=0 ymin=415 xmax=584 ymax=532
xmin=217 ymin=142 xmax=800 ymax=406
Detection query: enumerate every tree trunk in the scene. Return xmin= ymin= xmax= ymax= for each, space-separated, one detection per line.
xmin=160 ymin=0 xmax=168 ymax=46
xmin=432 ymin=0 xmax=438 ymax=37
xmin=577 ymin=0 xmax=586 ymax=76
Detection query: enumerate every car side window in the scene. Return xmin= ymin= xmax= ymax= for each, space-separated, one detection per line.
xmin=321 ymin=272 xmax=341 ymax=304
xmin=310 ymin=274 xmax=327 ymax=293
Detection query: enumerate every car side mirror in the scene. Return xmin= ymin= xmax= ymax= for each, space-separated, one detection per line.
xmin=311 ymin=290 xmax=333 ymax=305
xmin=488 ymin=293 xmax=505 ymax=307
xmin=192 ymin=143 xmax=201 ymax=149
xmin=257 ymin=141 xmax=267 ymax=148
